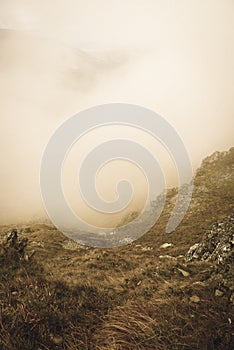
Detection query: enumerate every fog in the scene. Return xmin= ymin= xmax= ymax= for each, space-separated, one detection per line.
xmin=0 ymin=0 xmax=234 ymax=226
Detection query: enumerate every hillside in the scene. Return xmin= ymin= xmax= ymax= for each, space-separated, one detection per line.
xmin=0 ymin=147 xmax=233 ymax=349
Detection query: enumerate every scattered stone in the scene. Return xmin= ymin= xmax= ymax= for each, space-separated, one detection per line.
xmin=230 ymin=293 xmax=234 ymax=304
xmin=141 ymin=246 xmax=152 ymax=251
xmin=177 ymin=268 xmax=190 ymax=277
xmin=1 ymin=229 xmax=34 ymax=261
xmin=62 ymin=240 xmax=81 ymax=250
xmin=49 ymin=334 xmax=63 ymax=345
xmin=159 ymin=255 xmax=177 ymax=261
xmin=190 ymin=295 xmax=200 ymax=303
xmin=160 ymin=243 xmax=174 ymax=249
xmin=6 ymin=229 xmax=18 ymax=247
xmin=24 ymin=251 xmax=35 ymax=261
xmin=24 ymin=254 xmax=29 ymax=261
xmin=215 ymin=289 xmax=224 ymax=297
xmin=17 ymin=237 xmax=28 ymax=256
xmin=61 ymin=256 xmax=71 ymax=261
xmin=176 ymin=255 xmax=185 ymax=263
xmin=31 ymin=241 xmax=45 ymax=248
xmin=186 ymin=243 xmax=199 ymax=260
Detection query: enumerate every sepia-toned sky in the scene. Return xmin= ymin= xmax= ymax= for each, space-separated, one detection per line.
xmin=0 ymin=0 xmax=234 ymax=225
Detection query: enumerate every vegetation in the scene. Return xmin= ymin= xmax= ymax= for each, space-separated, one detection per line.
xmin=0 ymin=148 xmax=233 ymax=349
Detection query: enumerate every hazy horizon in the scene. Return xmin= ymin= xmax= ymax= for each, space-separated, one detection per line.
xmin=1 ymin=1 xmax=234 ymax=226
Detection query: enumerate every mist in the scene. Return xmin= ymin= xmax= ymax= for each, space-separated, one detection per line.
xmin=0 ymin=0 xmax=234 ymax=226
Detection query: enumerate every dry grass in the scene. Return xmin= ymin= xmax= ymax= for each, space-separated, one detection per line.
xmin=94 ymin=295 xmax=233 ymax=350
xmin=0 ymin=240 xmax=109 ymax=350
xmin=0 ymin=148 xmax=233 ymax=349
xmin=0 ymin=236 xmax=233 ymax=349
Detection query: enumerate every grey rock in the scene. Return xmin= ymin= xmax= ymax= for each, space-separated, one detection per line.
xmin=177 ymin=268 xmax=190 ymax=277
xmin=215 ymin=289 xmax=224 ymax=297
xmin=185 ymin=214 xmax=234 ymax=264
xmin=159 ymin=255 xmax=177 ymax=261
xmin=6 ymin=229 xmax=18 ymax=247
xmin=190 ymin=295 xmax=200 ymax=303
xmin=49 ymin=334 xmax=63 ymax=345
xmin=186 ymin=243 xmax=199 ymax=260
xmin=160 ymin=243 xmax=174 ymax=249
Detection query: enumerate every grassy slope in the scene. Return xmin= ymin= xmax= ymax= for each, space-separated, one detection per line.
xmin=0 ymin=148 xmax=233 ymax=350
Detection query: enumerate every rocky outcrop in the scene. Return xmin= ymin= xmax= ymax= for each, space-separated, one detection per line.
xmin=0 ymin=228 xmax=35 ymax=261
xmin=186 ymin=214 xmax=234 ymax=306
xmin=186 ymin=214 xmax=234 ymax=264
xmin=194 ymin=147 xmax=234 ymax=197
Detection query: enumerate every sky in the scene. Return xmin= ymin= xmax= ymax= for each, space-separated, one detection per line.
xmin=0 ymin=0 xmax=234 ymax=226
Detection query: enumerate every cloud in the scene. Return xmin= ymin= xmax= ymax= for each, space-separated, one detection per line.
xmin=0 ymin=1 xmax=234 ymax=224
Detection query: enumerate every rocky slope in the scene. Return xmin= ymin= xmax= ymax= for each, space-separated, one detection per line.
xmin=0 ymin=147 xmax=233 ymax=350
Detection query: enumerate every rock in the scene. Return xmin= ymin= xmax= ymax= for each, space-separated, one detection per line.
xmin=24 ymin=254 xmax=29 ymax=262
xmin=215 ymin=289 xmax=224 ymax=297
xmin=2 ymin=229 xmax=32 ymax=260
xmin=185 ymin=215 xmax=234 ymax=264
xmin=176 ymin=255 xmax=185 ymax=263
xmin=17 ymin=238 xmax=28 ymax=256
xmin=185 ymin=215 xmax=234 ymax=305
xmin=32 ymin=241 xmax=45 ymax=248
xmin=190 ymin=295 xmax=200 ymax=303
xmin=177 ymin=268 xmax=190 ymax=277
xmin=160 ymin=243 xmax=174 ymax=249
xmin=230 ymin=293 xmax=234 ymax=304
xmin=141 ymin=246 xmax=152 ymax=251
xmin=49 ymin=334 xmax=63 ymax=345
xmin=6 ymin=229 xmax=18 ymax=247
xmin=185 ymin=243 xmax=199 ymax=261
xmin=26 ymin=250 xmax=35 ymax=261
xmin=192 ymin=281 xmax=206 ymax=287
